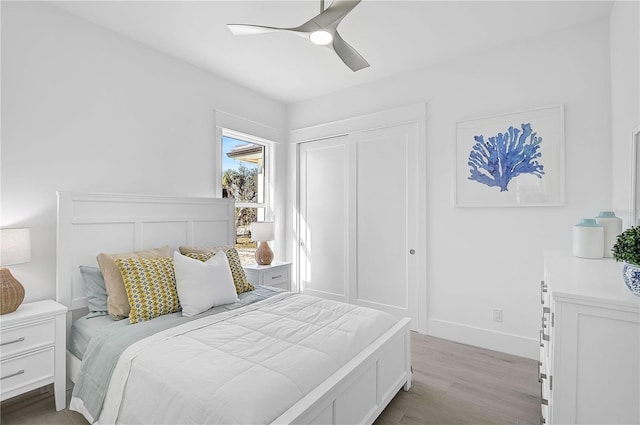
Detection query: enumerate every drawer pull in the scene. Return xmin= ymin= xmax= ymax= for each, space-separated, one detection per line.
xmin=271 ymin=275 xmax=283 ymax=279
xmin=540 ymin=378 xmax=549 ymax=406
xmin=538 ymin=361 xmax=547 ymax=382
xmin=539 ymin=330 xmax=550 ymax=346
xmin=0 ymin=337 xmax=25 ymax=347
xmin=540 ymin=280 xmax=548 ymax=304
xmin=1 ymin=369 xmax=25 ymax=380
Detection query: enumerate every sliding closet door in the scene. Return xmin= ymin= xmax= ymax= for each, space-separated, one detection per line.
xmin=298 ymin=124 xmax=419 ymax=328
xmin=298 ymin=136 xmax=349 ymax=302
xmin=350 ymin=124 xmax=418 ymax=324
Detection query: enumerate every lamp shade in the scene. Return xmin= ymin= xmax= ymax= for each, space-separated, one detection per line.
xmin=250 ymin=222 xmax=275 ymax=242
xmin=1 ymin=228 xmax=31 ymax=266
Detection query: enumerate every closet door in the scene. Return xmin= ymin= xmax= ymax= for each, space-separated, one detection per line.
xmin=298 ymin=136 xmax=349 ymax=302
xmin=298 ymin=124 xmax=419 ymax=328
xmin=350 ymin=124 xmax=418 ymax=324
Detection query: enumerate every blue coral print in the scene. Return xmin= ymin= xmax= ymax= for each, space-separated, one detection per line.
xmin=467 ymin=123 xmax=544 ymax=192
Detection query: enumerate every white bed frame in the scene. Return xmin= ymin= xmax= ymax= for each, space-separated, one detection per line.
xmin=56 ymin=191 xmax=412 ymax=425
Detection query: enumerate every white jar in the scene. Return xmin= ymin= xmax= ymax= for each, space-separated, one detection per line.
xmin=572 ymin=219 xmax=604 ymax=259
xmin=595 ymin=211 xmax=622 ymax=258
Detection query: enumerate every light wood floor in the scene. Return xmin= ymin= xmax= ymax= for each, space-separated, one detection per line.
xmin=0 ymin=333 xmax=540 ymax=425
xmin=374 ymin=334 xmax=540 ymax=425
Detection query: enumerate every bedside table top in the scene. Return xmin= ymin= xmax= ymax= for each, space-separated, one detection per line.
xmin=0 ymin=300 xmax=67 ymax=325
xmin=243 ymin=261 xmax=292 ymax=271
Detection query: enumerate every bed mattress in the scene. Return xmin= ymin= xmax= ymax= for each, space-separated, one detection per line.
xmin=68 ymin=286 xmax=285 ymax=361
xmin=69 ymin=314 xmax=116 ymax=360
xmin=71 ymin=291 xmax=397 ymax=425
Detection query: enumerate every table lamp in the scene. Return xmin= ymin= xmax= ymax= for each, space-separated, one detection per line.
xmin=0 ymin=228 xmax=31 ymax=314
xmin=251 ymin=222 xmax=275 ymax=265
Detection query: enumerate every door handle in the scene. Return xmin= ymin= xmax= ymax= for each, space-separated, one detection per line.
xmin=409 ymin=249 xmax=415 ymax=255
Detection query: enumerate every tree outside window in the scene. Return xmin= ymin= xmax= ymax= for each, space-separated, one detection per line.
xmin=221 ymin=134 xmax=267 ymax=264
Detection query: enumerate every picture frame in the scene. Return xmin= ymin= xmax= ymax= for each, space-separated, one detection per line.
xmin=455 ymin=105 xmax=565 ymax=207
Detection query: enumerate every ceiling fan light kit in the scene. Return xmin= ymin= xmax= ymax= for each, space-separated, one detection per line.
xmin=227 ymin=0 xmax=369 ymax=72
xmin=310 ymin=30 xmax=333 ymax=46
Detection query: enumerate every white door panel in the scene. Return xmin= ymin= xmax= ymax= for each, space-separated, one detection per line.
xmin=299 ymin=137 xmax=348 ymax=302
xmin=351 ymin=124 xmax=417 ymax=323
xmin=298 ymin=123 xmax=419 ymax=329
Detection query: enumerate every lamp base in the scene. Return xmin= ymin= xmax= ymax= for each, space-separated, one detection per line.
xmin=255 ymin=241 xmax=274 ymax=266
xmin=0 ymin=268 xmax=25 ymax=315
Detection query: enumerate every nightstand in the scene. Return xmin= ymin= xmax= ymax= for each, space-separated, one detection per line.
xmin=244 ymin=261 xmax=292 ymax=291
xmin=0 ymin=300 xmax=67 ymax=411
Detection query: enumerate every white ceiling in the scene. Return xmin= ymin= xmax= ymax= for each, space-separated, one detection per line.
xmin=50 ymin=0 xmax=613 ymax=105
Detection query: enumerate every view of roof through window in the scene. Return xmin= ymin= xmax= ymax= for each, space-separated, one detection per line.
xmin=222 ymin=135 xmax=266 ymax=265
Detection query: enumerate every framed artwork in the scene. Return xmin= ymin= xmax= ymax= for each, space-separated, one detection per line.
xmin=455 ymin=105 xmax=565 ymax=207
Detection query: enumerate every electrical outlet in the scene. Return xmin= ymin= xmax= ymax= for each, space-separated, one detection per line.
xmin=492 ymin=309 xmax=503 ymax=322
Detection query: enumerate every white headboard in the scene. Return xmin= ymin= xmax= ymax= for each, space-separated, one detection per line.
xmin=56 ymin=191 xmax=235 ymax=311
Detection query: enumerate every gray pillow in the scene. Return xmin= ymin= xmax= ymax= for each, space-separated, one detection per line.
xmin=79 ymin=265 xmax=109 ymax=318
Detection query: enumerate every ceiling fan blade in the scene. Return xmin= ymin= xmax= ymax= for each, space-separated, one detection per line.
xmin=331 ymin=31 xmax=369 ymax=72
xmin=227 ymin=24 xmax=286 ymax=36
xmin=296 ymin=0 xmax=362 ymax=32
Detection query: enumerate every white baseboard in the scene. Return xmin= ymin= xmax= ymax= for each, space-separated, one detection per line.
xmin=427 ymin=319 xmax=538 ymax=360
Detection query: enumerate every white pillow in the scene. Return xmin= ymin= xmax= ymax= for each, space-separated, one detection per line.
xmin=173 ymin=250 xmax=238 ymax=317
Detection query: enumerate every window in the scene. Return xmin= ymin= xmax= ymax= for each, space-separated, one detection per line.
xmin=221 ymin=129 xmax=270 ymax=265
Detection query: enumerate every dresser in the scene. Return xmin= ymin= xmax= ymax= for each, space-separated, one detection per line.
xmin=540 ymin=252 xmax=640 ymax=425
xmin=0 ymin=300 xmax=67 ymax=411
xmin=244 ymin=261 xmax=292 ymax=291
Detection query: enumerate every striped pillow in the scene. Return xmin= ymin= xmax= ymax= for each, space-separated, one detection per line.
xmin=115 ymin=257 xmax=180 ymax=324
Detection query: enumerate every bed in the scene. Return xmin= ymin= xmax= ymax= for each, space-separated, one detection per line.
xmin=56 ymin=191 xmax=412 ymax=425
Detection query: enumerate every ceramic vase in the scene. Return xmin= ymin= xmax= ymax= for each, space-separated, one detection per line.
xmin=572 ymin=219 xmax=604 ymax=259
xmin=595 ymin=211 xmax=622 ymax=258
xmin=622 ymin=262 xmax=640 ymax=296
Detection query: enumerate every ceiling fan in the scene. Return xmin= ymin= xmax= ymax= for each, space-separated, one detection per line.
xmin=227 ymin=0 xmax=369 ymax=72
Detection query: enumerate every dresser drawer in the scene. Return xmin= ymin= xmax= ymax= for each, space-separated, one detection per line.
xmin=0 ymin=347 xmax=55 ymax=401
xmin=0 ymin=319 xmax=55 ymax=359
xmin=264 ymin=268 xmax=289 ymax=286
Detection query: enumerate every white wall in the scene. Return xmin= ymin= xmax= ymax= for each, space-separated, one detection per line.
xmin=1 ymin=1 xmax=624 ymax=360
xmin=0 ymin=2 xmax=286 ymax=302
xmin=610 ymin=0 xmax=640 ymax=226
xmin=288 ymin=19 xmax=612 ymax=359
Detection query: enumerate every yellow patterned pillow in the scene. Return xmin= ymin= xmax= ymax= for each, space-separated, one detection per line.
xmin=183 ymin=247 xmax=254 ymax=294
xmin=115 ymin=257 xmax=180 ymax=324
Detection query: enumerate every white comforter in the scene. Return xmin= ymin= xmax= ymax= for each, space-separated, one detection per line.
xmin=97 ymin=292 xmax=397 ymax=425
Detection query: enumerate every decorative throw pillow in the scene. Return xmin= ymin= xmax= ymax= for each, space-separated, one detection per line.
xmin=115 ymin=256 xmax=180 ymax=324
xmin=79 ymin=266 xmax=109 ymax=318
xmin=179 ymin=246 xmax=254 ymax=294
xmin=97 ymin=246 xmax=170 ymax=320
xmin=173 ymin=251 xmax=238 ymax=317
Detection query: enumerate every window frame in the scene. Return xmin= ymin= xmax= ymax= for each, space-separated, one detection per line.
xmin=220 ymin=128 xmax=271 ymax=217
xmin=217 ymin=127 xmax=275 ymax=267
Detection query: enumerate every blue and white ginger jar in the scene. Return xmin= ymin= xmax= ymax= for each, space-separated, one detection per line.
xmin=622 ymin=262 xmax=640 ymax=296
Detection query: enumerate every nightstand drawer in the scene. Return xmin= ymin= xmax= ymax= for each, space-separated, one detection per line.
xmin=0 ymin=347 xmax=55 ymax=400
xmin=0 ymin=319 xmax=55 ymax=359
xmin=244 ymin=262 xmax=292 ymax=291
xmin=264 ymin=268 xmax=289 ymax=286
xmin=269 ymin=281 xmax=289 ymax=290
